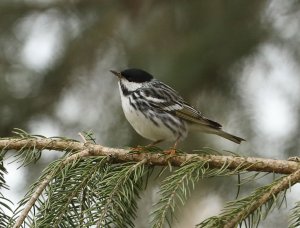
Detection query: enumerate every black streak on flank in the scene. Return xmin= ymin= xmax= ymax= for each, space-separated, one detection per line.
xmin=128 ymin=96 xmax=138 ymax=111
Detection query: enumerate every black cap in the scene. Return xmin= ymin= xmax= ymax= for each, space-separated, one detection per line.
xmin=120 ymin=68 xmax=153 ymax=83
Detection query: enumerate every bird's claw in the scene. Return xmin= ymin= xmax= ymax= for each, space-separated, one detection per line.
xmin=164 ymin=148 xmax=177 ymax=156
xmin=130 ymin=145 xmax=145 ymax=152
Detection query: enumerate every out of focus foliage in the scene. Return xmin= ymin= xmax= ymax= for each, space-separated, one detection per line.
xmin=1 ymin=0 xmax=267 ymax=138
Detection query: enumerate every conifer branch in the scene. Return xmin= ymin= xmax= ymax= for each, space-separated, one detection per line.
xmin=13 ymin=173 xmax=52 ymax=228
xmin=96 ymin=159 xmax=147 ymax=227
xmin=290 ymin=200 xmax=300 ymax=227
xmin=0 ymin=153 xmax=13 ymax=227
xmin=223 ymin=168 xmax=300 ymax=228
xmin=13 ymin=149 xmax=91 ymax=228
xmin=151 ymin=159 xmax=210 ymax=227
xmin=1 ymin=135 xmax=300 ymax=228
xmin=0 ymin=137 xmax=299 ymax=175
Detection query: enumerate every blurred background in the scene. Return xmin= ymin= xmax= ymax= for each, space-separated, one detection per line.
xmin=1 ymin=0 xmax=300 ymax=227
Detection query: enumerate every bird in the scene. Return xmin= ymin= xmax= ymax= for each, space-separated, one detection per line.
xmin=110 ymin=68 xmax=245 ymax=153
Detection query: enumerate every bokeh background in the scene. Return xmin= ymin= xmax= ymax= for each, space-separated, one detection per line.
xmin=1 ymin=0 xmax=300 ymax=227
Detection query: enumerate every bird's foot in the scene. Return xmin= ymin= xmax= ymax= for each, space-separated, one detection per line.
xmin=164 ymin=137 xmax=180 ymax=156
xmin=164 ymin=148 xmax=177 ymax=156
xmin=288 ymin=156 xmax=300 ymax=162
xmin=130 ymin=145 xmax=146 ymax=152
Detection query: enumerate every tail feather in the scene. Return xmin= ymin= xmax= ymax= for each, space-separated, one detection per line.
xmin=189 ymin=124 xmax=246 ymax=144
xmin=216 ymin=130 xmax=245 ymax=144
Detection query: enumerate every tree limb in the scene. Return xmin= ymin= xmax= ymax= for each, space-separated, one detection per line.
xmin=0 ymin=138 xmax=299 ymax=174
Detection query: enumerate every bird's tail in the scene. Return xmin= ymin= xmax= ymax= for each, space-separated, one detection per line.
xmin=190 ymin=124 xmax=245 ymax=144
xmin=215 ymin=130 xmax=245 ymax=144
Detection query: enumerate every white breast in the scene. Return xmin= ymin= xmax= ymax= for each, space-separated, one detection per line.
xmin=118 ymin=84 xmax=180 ymax=142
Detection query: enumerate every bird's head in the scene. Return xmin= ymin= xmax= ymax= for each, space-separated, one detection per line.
xmin=110 ymin=68 xmax=153 ymax=94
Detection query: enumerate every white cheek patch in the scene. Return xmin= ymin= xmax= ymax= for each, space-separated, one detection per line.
xmin=120 ymin=79 xmax=142 ymax=92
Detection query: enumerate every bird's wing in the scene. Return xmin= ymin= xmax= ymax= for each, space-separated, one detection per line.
xmin=139 ymin=81 xmax=222 ymax=129
xmin=175 ymin=103 xmax=222 ymax=129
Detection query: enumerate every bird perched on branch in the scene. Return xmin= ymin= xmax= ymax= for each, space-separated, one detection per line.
xmin=111 ymin=68 xmax=245 ymax=153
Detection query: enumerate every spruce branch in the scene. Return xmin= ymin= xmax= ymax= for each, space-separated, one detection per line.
xmin=151 ymin=159 xmax=210 ymax=227
xmin=95 ymin=159 xmax=147 ymax=227
xmin=289 ymin=200 xmax=300 ymax=227
xmin=0 ymin=153 xmax=14 ymax=227
xmin=1 ymin=135 xmax=300 ymax=227
xmin=12 ymin=149 xmax=93 ymax=228
xmin=34 ymin=157 xmax=109 ymax=227
xmin=0 ymin=137 xmax=299 ymax=175
xmin=198 ymin=168 xmax=300 ymax=228
xmin=151 ymin=157 xmax=253 ymax=227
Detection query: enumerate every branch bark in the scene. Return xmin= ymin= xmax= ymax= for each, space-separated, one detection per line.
xmin=1 ymin=138 xmax=299 ymax=174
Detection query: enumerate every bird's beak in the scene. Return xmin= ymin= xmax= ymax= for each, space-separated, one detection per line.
xmin=110 ymin=70 xmax=121 ymax=79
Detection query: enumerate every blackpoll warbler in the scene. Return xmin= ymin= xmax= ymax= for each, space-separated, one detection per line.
xmin=111 ymin=68 xmax=245 ymax=152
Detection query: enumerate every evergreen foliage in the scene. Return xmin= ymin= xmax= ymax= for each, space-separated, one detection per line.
xmin=0 ymin=130 xmax=299 ymax=227
xmin=290 ymin=201 xmax=300 ymax=228
xmin=0 ymin=153 xmax=14 ymax=227
xmin=198 ymin=176 xmax=287 ymax=227
xmin=151 ymin=158 xmax=233 ymax=227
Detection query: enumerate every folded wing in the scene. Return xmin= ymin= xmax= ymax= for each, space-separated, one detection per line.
xmin=139 ymin=82 xmax=222 ymax=129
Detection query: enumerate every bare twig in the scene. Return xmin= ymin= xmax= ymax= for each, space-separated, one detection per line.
xmin=78 ymin=132 xmax=87 ymax=143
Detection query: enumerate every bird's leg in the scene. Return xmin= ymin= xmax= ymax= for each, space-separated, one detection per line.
xmin=146 ymin=139 xmax=164 ymax=147
xmin=131 ymin=139 xmax=164 ymax=152
xmin=164 ymin=137 xmax=180 ymax=155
